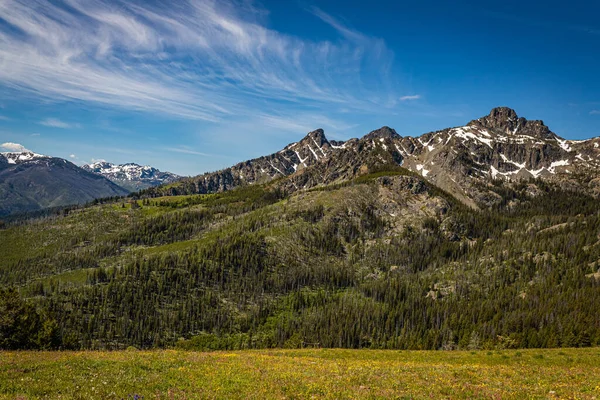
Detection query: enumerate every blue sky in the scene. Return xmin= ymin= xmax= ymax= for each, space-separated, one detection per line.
xmin=0 ymin=0 xmax=599 ymax=176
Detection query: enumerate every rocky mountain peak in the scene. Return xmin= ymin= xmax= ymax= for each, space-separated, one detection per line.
xmin=469 ymin=107 xmax=553 ymax=139
xmin=469 ymin=107 xmax=519 ymax=133
xmin=301 ymin=128 xmax=329 ymax=147
xmin=490 ymin=106 xmax=519 ymax=122
xmin=363 ymin=126 xmax=401 ymax=141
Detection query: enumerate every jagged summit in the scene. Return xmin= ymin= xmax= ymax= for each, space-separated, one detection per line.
xmin=469 ymin=107 xmax=553 ymax=139
xmin=301 ymin=128 xmax=329 ymax=147
xmin=363 ymin=126 xmax=401 ymax=140
xmin=488 ymin=106 xmax=519 ymax=123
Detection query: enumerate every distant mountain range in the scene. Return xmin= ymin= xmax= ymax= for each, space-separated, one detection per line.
xmin=0 ymin=152 xmax=180 ymax=217
xmin=152 ymin=107 xmax=600 ymax=209
xmin=82 ymin=161 xmax=180 ymax=192
xmin=0 ymin=152 xmax=128 ymax=217
xmin=2 ymin=107 xmax=599 ymax=217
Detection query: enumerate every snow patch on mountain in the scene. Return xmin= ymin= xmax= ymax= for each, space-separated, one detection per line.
xmin=1 ymin=151 xmax=48 ymax=164
xmin=555 ymin=138 xmax=572 ymax=152
xmin=452 ymin=127 xmax=494 ymax=148
xmin=83 ymin=161 xmax=180 ymax=191
xmin=500 ymin=154 xmax=526 ymax=169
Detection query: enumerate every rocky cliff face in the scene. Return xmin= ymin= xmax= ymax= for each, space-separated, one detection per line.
xmin=395 ymin=107 xmax=600 ymax=206
xmin=155 ymin=107 xmax=600 ymax=208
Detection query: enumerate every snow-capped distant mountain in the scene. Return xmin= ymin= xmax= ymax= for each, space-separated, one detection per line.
xmin=82 ymin=161 xmax=180 ymax=192
xmin=1 ymin=151 xmax=49 ymax=164
xmin=0 ymin=152 xmax=128 ymax=217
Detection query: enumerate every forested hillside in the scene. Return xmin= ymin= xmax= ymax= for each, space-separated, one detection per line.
xmin=1 ymin=168 xmax=599 ymax=350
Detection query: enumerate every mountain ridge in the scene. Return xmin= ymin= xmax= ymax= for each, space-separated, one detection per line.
xmin=82 ymin=161 xmax=180 ymax=192
xmin=146 ymin=107 xmax=600 ymax=209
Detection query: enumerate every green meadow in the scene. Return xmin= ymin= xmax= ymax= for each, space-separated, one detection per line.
xmin=1 ymin=348 xmax=599 ymax=399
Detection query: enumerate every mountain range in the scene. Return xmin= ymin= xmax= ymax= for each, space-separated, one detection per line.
xmin=149 ymin=107 xmax=600 ymax=209
xmin=3 ymin=107 xmax=597 ymax=217
xmin=0 ymin=151 xmax=128 ymax=217
xmin=0 ymin=152 xmax=180 ymax=217
xmin=82 ymin=161 xmax=180 ymax=192
xmin=2 ymin=107 xmax=600 ymax=351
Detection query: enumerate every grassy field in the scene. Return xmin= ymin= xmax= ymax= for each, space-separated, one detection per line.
xmin=1 ymin=348 xmax=599 ymax=399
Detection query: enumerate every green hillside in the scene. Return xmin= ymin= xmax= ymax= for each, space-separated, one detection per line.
xmin=1 ymin=170 xmax=599 ymax=350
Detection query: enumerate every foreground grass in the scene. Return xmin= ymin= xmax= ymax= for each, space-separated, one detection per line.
xmin=1 ymin=348 xmax=600 ymax=399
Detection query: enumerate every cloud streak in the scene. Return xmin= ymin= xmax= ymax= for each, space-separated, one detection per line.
xmin=0 ymin=0 xmax=401 ymax=124
xmin=39 ymin=118 xmax=79 ymax=128
xmin=164 ymin=147 xmax=214 ymax=157
xmin=400 ymin=95 xmax=421 ymax=101
xmin=590 ymin=110 xmax=600 ymax=115
xmin=309 ymin=6 xmax=370 ymax=43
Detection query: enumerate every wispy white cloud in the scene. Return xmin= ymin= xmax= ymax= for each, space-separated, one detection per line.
xmin=69 ymin=154 xmax=77 ymax=159
xmin=257 ymin=113 xmax=358 ymax=133
xmin=0 ymin=116 xmax=9 ymax=121
xmin=590 ymin=110 xmax=600 ymax=115
xmin=0 ymin=0 xmax=400 ymax=123
xmin=1 ymin=142 xmax=31 ymax=152
xmin=400 ymin=95 xmax=421 ymax=101
xmin=39 ymin=118 xmax=80 ymax=128
xmin=308 ymin=6 xmax=369 ymax=43
xmin=164 ymin=146 xmax=213 ymax=157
